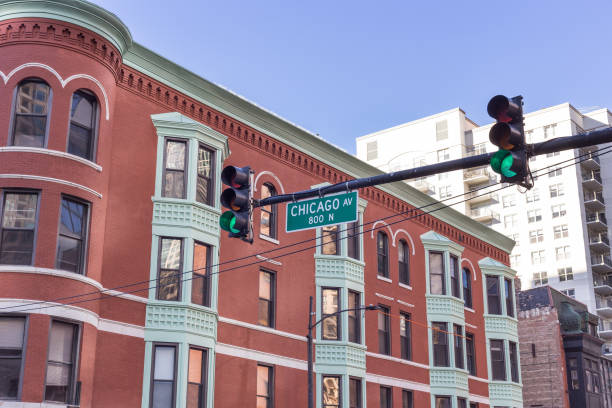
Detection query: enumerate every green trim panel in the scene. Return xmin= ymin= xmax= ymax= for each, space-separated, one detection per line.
xmin=488 ymin=382 xmax=523 ymax=407
xmin=145 ymin=302 xmax=217 ymax=340
xmin=152 ymin=198 xmax=221 ymax=238
xmin=429 ymin=367 xmax=469 ymax=391
xmin=484 ymin=315 xmax=519 ymax=340
xmin=314 ymin=255 xmax=364 ymax=285
xmin=315 ymin=342 xmax=366 ymax=370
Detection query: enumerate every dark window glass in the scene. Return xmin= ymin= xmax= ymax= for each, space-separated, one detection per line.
xmin=322 ymin=376 xmax=340 ymax=408
xmin=68 ymin=90 xmax=97 ymax=160
xmin=450 ymin=255 xmax=460 ymax=298
xmin=0 ymin=192 xmax=38 ymax=265
xmin=0 ymin=317 xmax=26 ymax=399
xmin=347 ymin=221 xmax=360 ymax=260
xmin=435 ymin=396 xmax=451 ymax=408
xmin=470 ymin=403 xmax=478 ymax=408
xmin=398 ymin=239 xmax=410 ymax=285
xmin=258 ymin=270 xmax=275 ymax=327
xmin=256 ymin=364 xmax=273 ymax=408
xmin=196 ymin=145 xmax=215 ymax=206
xmin=402 ymin=390 xmax=413 ymax=408
xmin=322 ymin=225 xmax=340 ymax=255
xmin=187 ymin=348 xmax=207 ymax=408
xmin=191 ymin=242 xmax=210 ymax=307
xmin=429 ymin=252 xmax=445 ymax=295
xmin=260 ymin=184 xmax=277 ymax=238
xmin=56 ymin=198 xmax=88 ymax=274
xmin=400 ymin=312 xmax=411 ymax=360
xmin=463 ymin=268 xmax=472 ymax=308
xmin=509 ymin=341 xmax=519 ymax=383
xmin=322 ymin=288 xmax=340 ymax=340
xmin=151 ymin=345 xmax=176 ymax=408
xmin=466 ymin=332 xmax=476 ymax=375
xmin=163 ymin=139 xmax=187 ymax=198
xmin=348 ymin=291 xmax=360 ymax=343
xmin=378 ymin=306 xmax=391 ymax=355
xmin=377 ymin=232 xmax=389 ymax=277
xmin=454 ymin=324 xmax=464 ymax=369
xmin=487 ymin=275 xmax=501 ymax=315
xmin=380 ymin=386 xmax=392 ymax=408
xmin=45 ymin=321 xmax=78 ymax=403
xmin=158 ymin=238 xmax=182 ymax=301
xmin=458 ymin=398 xmax=467 ymax=408
xmin=12 ymin=79 xmax=50 ymax=147
xmin=432 ymin=322 xmax=449 ymax=367
xmin=504 ymin=278 xmax=514 ymax=317
xmin=490 ymin=339 xmax=506 ymax=381
xmin=349 ymin=378 xmax=361 ymax=408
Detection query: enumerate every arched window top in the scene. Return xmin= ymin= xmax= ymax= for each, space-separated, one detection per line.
xmin=68 ymin=89 xmax=98 ymax=161
xmin=260 ymin=183 xmax=277 ymax=239
xmin=12 ymin=78 xmax=51 ymax=148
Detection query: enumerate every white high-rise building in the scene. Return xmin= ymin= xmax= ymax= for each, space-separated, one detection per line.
xmin=356 ymin=103 xmax=612 ymax=352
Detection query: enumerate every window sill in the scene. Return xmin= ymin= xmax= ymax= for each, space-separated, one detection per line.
xmin=259 ymin=234 xmax=280 ymax=244
xmin=464 ymin=307 xmax=475 ymax=313
xmin=398 ymin=282 xmax=412 ymax=290
xmin=377 ymin=275 xmax=392 ymax=283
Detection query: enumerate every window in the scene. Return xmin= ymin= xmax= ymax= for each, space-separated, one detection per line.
xmin=11 ymin=78 xmax=51 ymax=147
xmin=454 ymin=324 xmax=464 ymax=369
xmin=504 ymin=278 xmax=514 ymax=317
xmin=543 ymin=124 xmax=556 ymax=139
xmin=509 ymin=254 xmax=520 ymax=266
xmin=466 ymin=332 xmax=476 ymax=375
xmin=45 ymin=321 xmax=78 ymax=403
xmin=432 ymin=322 xmax=449 ymax=367
xmin=56 ymin=197 xmax=89 ymax=274
xmin=463 ymin=268 xmax=473 ymax=308
xmin=322 ymin=288 xmax=340 ymax=340
xmin=322 ymin=376 xmax=340 ymax=408
xmin=258 ymin=270 xmax=275 ymax=327
xmin=509 ymin=342 xmax=519 ymax=383
xmin=402 ymin=390 xmax=413 ymax=408
xmin=561 ymin=288 xmax=575 ymax=298
xmin=439 ymin=185 xmax=452 ymax=199
xmin=163 ymin=139 xmax=187 ymax=198
xmin=509 ymin=234 xmax=519 ymax=246
xmin=413 ymin=156 xmax=426 ymax=167
xmin=347 ymin=221 xmax=360 ymax=260
xmin=435 ymin=396 xmax=451 ymax=408
xmin=400 ymin=312 xmax=411 ymax=360
xmin=366 ymin=141 xmax=377 ymax=161
xmin=256 ymin=364 xmax=273 ymax=408
xmin=378 ymin=305 xmax=390 ymax=355
xmin=528 ymin=229 xmax=544 ymax=244
xmin=547 ymin=151 xmax=560 ymax=157
xmin=191 ymin=242 xmax=210 ymax=307
xmin=527 ymin=209 xmax=542 ymax=223
xmin=260 ymin=183 xmax=277 ymax=238
xmin=470 ymin=403 xmax=478 ymax=408
xmin=322 ymin=225 xmax=340 ymax=255
xmin=187 ymin=348 xmax=207 ymax=408
xmin=458 ymin=398 xmax=467 ymax=408
xmin=487 ymin=275 xmax=501 ymax=315
xmin=531 ymin=250 xmax=545 ymax=264
xmin=380 ymin=386 xmax=392 ymax=408
xmin=0 ymin=316 xmax=26 ymax=399
xmin=549 ymin=183 xmax=564 ymax=198
xmin=558 ymin=267 xmax=573 ymax=281
xmin=398 ymin=239 xmax=410 ymax=285
xmin=490 ymin=339 xmax=506 ymax=381
xmin=157 ymin=238 xmax=182 ymax=301
xmin=502 ymin=194 xmax=516 ymax=208
xmin=436 ymin=120 xmax=448 ymax=141
xmin=0 ymin=191 xmax=38 ymax=265
xmin=525 ymin=188 xmax=540 ymax=203
xmin=68 ymin=90 xmax=98 ymax=160
xmin=551 ymin=204 xmax=566 ymax=218
xmin=429 ymin=251 xmax=445 ymax=295
xmin=377 ymin=232 xmax=389 ymax=278
xmin=503 ymin=214 xmax=517 ymax=228
xmin=348 ymin=291 xmax=360 ymax=343
xmin=526 ymin=129 xmax=534 ymax=142
xmin=196 ymin=145 xmax=215 ymax=206
xmin=533 ymin=271 xmax=548 ymax=286
xmin=555 ymin=246 xmax=571 ymax=261
xmin=151 ymin=344 xmax=176 ymax=408
xmin=349 ymin=378 xmax=361 ymax=408
xmin=437 ymin=148 xmax=450 ymax=162
xmin=548 ymin=166 xmax=562 ymax=177
xmin=450 ymin=255 xmax=460 ymax=298
xmin=553 ymin=224 xmax=568 ymax=239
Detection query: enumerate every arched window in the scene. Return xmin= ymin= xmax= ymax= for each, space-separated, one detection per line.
xmin=260 ymin=183 xmax=277 ymax=239
xmin=463 ymin=268 xmax=472 ymax=308
xmin=68 ymin=90 xmax=98 ymax=160
xmin=377 ymin=231 xmax=389 ymax=278
xmin=398 ymin=239 xmax=409 ymax=285
xmin=11 ymin=78 xmax=51 ymax=147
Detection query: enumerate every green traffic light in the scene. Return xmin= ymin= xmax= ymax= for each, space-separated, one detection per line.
xmin=220 ymin=211 xmax=241 ymax=234
xmin=500 ymin=154 xmax=517 ymax=177
xmin=490 ymin=149 xmax=517 ymax=177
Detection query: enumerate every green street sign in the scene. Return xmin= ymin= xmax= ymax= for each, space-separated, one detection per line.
xmin=286 ymin=192 xmax=358 ymax=233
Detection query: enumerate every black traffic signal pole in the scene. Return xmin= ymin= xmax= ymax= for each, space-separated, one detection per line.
xmin=254 ymin=126 xmax=612 ymax=208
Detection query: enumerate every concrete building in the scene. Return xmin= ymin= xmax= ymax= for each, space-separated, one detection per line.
xmin=356 ymin=102 xmax=612 ymax=355
xmin=0 ymin=1 xmax=521 ymax=407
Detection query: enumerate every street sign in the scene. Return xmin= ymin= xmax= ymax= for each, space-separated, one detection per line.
xmin=286 ymin=191 xmax=358 ymax=233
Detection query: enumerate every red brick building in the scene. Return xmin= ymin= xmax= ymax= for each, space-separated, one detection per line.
xmin=0 ymin=1 xmax=521 ymax=407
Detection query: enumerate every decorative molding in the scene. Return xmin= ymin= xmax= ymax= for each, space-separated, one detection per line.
xmin=391 ymin=228 xmax=416 ymax=254
xmin=253 ymin=170 xmax=286 ymax=194
xmin=461 ymin=257 xmax=478 ymax=281
xmin=376 ymin=275 xmax=392 ymax=283
xmin=365 ymin=351 xmax=430 ymax=370
xmin=216 ymin=342 xmax=307 ymax=371
xmin=398 ymin=283 xmax=412 ymax=291
xmin=397 ymin=299 xmax=414 ymax=308
xmin=469 ymin=394 xmax=490 ymax=404
xmin=375 ymin=293 xmax=394 ymax=301
xmin=365 ymin=372 xmax=430 ymax=393
xmin=469 ymin=375 xmax=489 ymax=384
xmin=369 ymin=220 xmax=395 ymax=245
xmin=257 ymin=235 xmax=280 ymax=245
xmin=0 ymin=147 xmax=102 ymax=171
xmin=255 ymin=254 xmax=282 ymax=265
xmin=0 ymin=174 xmax=102 ymax=198
xmin=218 ymin=316 xmax=306 ymax=342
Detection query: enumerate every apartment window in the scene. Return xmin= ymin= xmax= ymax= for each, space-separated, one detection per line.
xmin=436 ymin=120 xmax=448 ymax=141
xmin=366 ymin=141 xmax=378 ymax=161
xmin=470 ymin=403 xmax=478 ymax=408
xmin=322 ymin=288 xmax=340 ymax=340
xmin=526 ymin=129 xmax=534 ymax=142
xmin=435 ymin=396 xmax=451 ymax=408
xmin=260 ymin=183 xmax=277 ymax=238
xmin=437 ymin=148 xmax=450 ymax=162
xmin=0 ymin=316 xmax=26 ymax=399
xmin=348 ymin=291 xmax=360 ymax=343
xmin=490 ymin=339 xmax=506 ymax=381
xmin=527 ymin=209 xmax=542 ymax=223
xmin=429 ymin=251 xmax=445 ymax=295
xmin=503 ymin=214 xmax=517 ymax=229
xmin=256 ymin=364 xmax=273 ymax=408
xmin=533 ymin=271 xmax=548 ymax=286
xmin=450 ymin=255 xmax=460 ymax=298
xmin=454 ymin=324 xmax=464 ymax=369
xmin=561 ymin=289 xmax=576 ymax=298
xmin=400 ymin=312 xmax=411 ymax=360
xmin=163 ymin=139 xmax=187 ymax=198
xmin=349 ymin=378 xmax=361 ymax=408
xmin=322 ymin=376 xmax=340 ymax=408
xmin=378 ymin=305 xmax=391 ymax=355
xmin=509 ymin=254 xmax=520 ymax=266
xmin=45 ymin=321 xmax=79 ymax=403
xmin=543 ymin=124 xmax=556 ymax=139
xmin=191 ymin=242 xmax=210 ymax=307
xmin=196 ymin=144 xmax=215 ymax=205
xmin=553 ymin=224 xmax=569 ymax=239
xmin=551 ymin=204 xmax=566 ymax=218
xmin=67 ymin=89 xmax=98 ymax=160
xmin=56 ymin=197 xmax=89 ymax=274
xmin=347 ymin=221 xmax=360 ymax=260
xmin=509 ymin=233 xmax=519 ymax=246
xmin=509 ymin=342 xmax=519 ymax=383
xmin=11 ymin=78 xmax=51 ymax=147
xmin=487 ymin=275 xmax=501 ymax=315
xmin=531 ymin=250 xmax=545 ymax=264
xmin=0 ymin=191 xmax=38 ymax=265
xmin=502 ymin=194 xmax=516 ymax=208
xmin=528 ymin=229 xmax=544 ymax=244
xmin=558 ymin=267 xmax=573 ymax=281
xmin=432 ymin=322 xmax=449 ymax=367
xmin=525 ymin=188 xmax=540 ymax=203
xmin=258 ymin=270 xmax=275 ymax=327
xmin=548 ymin=166 xmax=562 ymax=177
xmin=413 ymin=156 xmax=426 ymax=167
xmin=439 ymin=185 xmax=452 ymax=199
xmin=458 ymin=398 xmax=467 ymax=408
xmin=322 ymin=225 xmax=340 ymax=255
xmin=402 ymin=390 xmax=413 ymax=408
xmin=187 ymin=348 xmax=207 ymax=408
xmin=377 ymin=232 xmax=389 ymax=278
xmin=463 ymin=268 xmax=473 ymax=308
xmin=466 ymin=332 xmax=476 ymax=375
xmin=398 ymin=239 xmax=410 ymax=285
xmin=380 ymin=386 xmax=392 ymax=408
xmin=547 ymin=151 xmax=560 ymax=157
xmin=504 ymin=278 xmax=514 ymax=317
xmin=157 ymin=238 xmax=182 ymax=301
xmin=549 ymin=183 xmax=564 ymax=198
xmin=555 ymin=246 xmax=571 ymax=261
xmin=151 ymin=344 xmax=176 ymax=408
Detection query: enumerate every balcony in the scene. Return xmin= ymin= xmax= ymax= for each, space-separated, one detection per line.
xmin=590 ymin=233 xmax=611 ymax=251
xmin=463 ymin=167 xmax=494 ymax=185
xmin=597 ymin=298 xmax=612 ymax=318
xmin=594 ymin=276 xmax=612 ymax=296
xmin=466 ymin=190 xmax=498 ymax=205
xmin=582 ymin=171 xmax=603 ymax=190
xmin=581 ymin=149 xmax=601 ymax=170
xmin=469 ymin=207 xmax=500 ymax=223
xmin=412 ymin=179 xmax=434 ymax=195
xmin=592 ymin=254 xmax=612 ymax=274
xmin=599 ymin=321 xmax=612 ymax=340
xmin=587 ymin=212 xmax=608 ymax=231
xmin=584 ymin=191 xmax=606 ymax=211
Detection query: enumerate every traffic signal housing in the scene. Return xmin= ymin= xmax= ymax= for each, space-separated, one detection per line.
xmin=220 ymin=165 xmax=253 ymax=241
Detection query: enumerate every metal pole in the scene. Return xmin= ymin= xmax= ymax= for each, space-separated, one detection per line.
xmin=307 ymin=295 xmax=314 ymax=408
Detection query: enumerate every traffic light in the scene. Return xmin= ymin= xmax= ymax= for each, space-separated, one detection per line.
xmin=487 ymin=95 xmax=531 ymax=187
xmin=220 ymin=165 xmax=253 ymax=241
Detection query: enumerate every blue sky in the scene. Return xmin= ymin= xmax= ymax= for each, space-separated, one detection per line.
xmin=93 ymin=0 xmax=612 ymax=153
